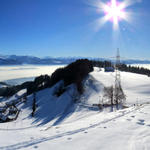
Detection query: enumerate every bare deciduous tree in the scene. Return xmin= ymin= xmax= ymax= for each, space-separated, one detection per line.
xmin=103 ymin=86 xmax=114 ymax=106
xmin=103 ymin=84 xmax=126 ymax=110
xmin=114 ymin=84 xmax=126 ymax=109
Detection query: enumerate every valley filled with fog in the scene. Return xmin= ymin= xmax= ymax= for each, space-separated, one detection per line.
xmin=0 ymin=64 xmax=149 ymax=85
xmin=131 ymin=64 xmax=150 ymax=69
xmin=0 ymin=65 xmax=65 ymax=85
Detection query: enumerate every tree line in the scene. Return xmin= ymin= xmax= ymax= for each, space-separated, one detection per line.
xmin=92 ymin=60 xmax=150 ymax=76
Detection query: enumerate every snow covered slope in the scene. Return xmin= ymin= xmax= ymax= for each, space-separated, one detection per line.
xmin=0 ymin=67 xmax=150 ymax=150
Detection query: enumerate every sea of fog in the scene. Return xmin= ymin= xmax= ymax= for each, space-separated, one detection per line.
xmin=0 ymin=64 xmax=150 ymax=86
xmin=130 ymin=64 xmax=150 ymax=69
xmin=0 ymin=65 xmax=65 ymax=85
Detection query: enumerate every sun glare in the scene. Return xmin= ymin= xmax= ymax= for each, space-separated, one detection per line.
xmin=88 ymin=0 xmax=135 ymax=31
xmin=104 ymin=0 xmax=126 ymax=26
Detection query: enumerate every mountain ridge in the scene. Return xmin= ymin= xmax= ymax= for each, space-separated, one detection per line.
xmin=0 ymin=54 xmax=150 ymax=65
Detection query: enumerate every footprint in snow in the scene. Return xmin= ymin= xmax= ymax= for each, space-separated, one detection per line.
xmin=67 ymin=138 xmax=72 ymax=140
xmin=138 ymin=119 xmax=145 ymax=123
xmin=137 ymin=122 xmax=145 ymax=126
xmin=34 ymin=146 xmax=38 ymax=149
xmin=147 ymin=124 xmax=150 ymax=127
xmin=131 ymin=116 xmax=135 ymax=118
xmin=126 ymin=119 xmax=132 ymax=121
xmin=84 ymin=131 xmax=88 ymax=134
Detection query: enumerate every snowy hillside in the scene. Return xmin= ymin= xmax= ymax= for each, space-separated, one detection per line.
xmin=0 ymin=67 xmax=150 ymax=150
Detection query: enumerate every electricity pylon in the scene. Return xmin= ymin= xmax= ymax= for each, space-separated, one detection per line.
xmin=115 ymin=48 xmax=121 ymax=87
xmin=114 ymin=48 xmax=121 ymax=107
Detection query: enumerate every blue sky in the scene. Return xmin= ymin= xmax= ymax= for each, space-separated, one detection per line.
xmin=0 ymin=0 xmax=150 ymax=59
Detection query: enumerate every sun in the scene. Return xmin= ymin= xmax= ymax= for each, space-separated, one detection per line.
xmin=104 ymin=0 xmax=126 ymax=26
xmin=88 ymin=0 xmax=135 ymax=31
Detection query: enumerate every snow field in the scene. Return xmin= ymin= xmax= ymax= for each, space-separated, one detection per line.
xmin=0 ymin=67 xmax=150 ymax=150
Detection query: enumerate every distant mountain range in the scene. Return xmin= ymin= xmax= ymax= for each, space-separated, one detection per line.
xmin=0 ymin=55 xmax=150 ymax=65
xmin=0 ymin=55 xmax=77 ymax=65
